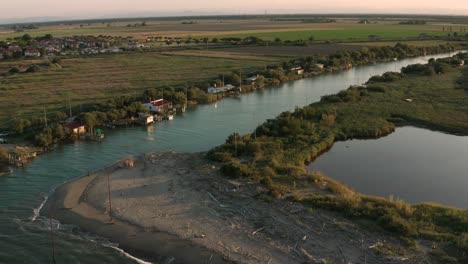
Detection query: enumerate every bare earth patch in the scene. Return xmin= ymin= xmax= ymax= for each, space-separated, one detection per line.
xmin=46 ymin=152 xmax=429 ymax=263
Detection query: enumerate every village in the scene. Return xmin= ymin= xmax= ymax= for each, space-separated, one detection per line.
xmin=0 ymin=34 xmax=146 ymax=59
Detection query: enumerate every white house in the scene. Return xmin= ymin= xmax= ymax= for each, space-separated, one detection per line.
xmin=138 ymin=113 xmax=154 ymax=125
xmin=24 ymin=49 xmax=41 ymax=57
xmin=315 ymin=63 xmax=325 ymax=69
xmin=245 ymin=75 xmax=260 ymax=83
xmin=143 ymin=99 xmax=173 ymax=112
xmin=290 ymin=67 xmax=304 ymax=75
xmin=207 ymin=84 xmax=236 ymax=94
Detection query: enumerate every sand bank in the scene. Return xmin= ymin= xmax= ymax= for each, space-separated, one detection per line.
xmin=44 ymin=152 xmax=420 ymax=263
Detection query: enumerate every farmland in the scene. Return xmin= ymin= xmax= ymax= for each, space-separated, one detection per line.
xmin=0 ymin=51 xmax=278 ymax=128
xmin=0 ymin=19 xmax=459 ymax=42
xmin=212 ymin=23 xmax=451 ymax=41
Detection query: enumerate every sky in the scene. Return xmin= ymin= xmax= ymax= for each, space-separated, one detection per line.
xmin=2 ymin=0 xmax=468 ymax=22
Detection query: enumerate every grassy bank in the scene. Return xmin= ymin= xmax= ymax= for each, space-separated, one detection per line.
xmin=1 ymin=42 xmax=459 ymax=135
xmin=208 ymin=54 xmax=468 ymax=262
xmin=0 ymin=51 xmax=277 ymax=129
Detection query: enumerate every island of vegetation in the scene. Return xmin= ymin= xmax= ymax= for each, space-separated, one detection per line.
xmin=45 ymin=54 xmax=468 ymax=263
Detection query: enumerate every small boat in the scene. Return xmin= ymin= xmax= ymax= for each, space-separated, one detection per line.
xmin=166 ymin=114 xmax=174 ymax=120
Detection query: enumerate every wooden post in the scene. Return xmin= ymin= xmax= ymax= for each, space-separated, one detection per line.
xmin=107 ymin=173 xmax=113 ymax=221
xmin=234 ymin=132 xmax=237 ymax=157
xmin=49 ymin=209 xmax=57 ymax=264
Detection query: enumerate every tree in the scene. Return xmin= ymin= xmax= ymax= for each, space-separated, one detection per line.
xmin=12 ymin=119 xmax=31 ymax=134
xmin=83 ymin=112 xmax=98 ymax=134
xmin=274 ymin=37 xmax=282 ymax=43
xmin=173 ymin=92 xmax=187 ymax=106
xmin=52 ymin=124 xmax=67 ymax=140
xmin=9 ymin=67 xmax=20 ymax=74
xmin=21 ymin=34 xmax=32 ymax=42
xmin=308 ymin=36 xmax=315 ymax=42
xmin=35 ymin=128 xmax=53 ymax=147
xmin=211 ymin=38 xmax=219 ymax=43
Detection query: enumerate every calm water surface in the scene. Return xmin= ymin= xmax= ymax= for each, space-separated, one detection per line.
xmin=308 ymin=127 xmax=468 ymax=208
xmin=0 ymin=52 xmax=461 ymax=263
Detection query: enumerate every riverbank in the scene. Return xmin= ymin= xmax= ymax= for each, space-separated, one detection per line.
xmin=44 ymin=152 xmax=433 ymax=263
xmin=208 ymin=55 xmax=468 ymax=262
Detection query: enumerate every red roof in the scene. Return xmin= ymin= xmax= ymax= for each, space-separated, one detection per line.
xmin=151 ymin=99 xmax=172 ymax=107
xmin=64 ymin=122 xmax=85 ymax=130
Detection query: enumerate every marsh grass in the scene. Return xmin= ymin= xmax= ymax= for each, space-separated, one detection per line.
xmin=209 ymin=55 xmax=468 ymax=262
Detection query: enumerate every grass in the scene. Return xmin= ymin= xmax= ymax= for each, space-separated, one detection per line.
xmin=213 ymin=24 xmax=452 ymax=41
xmin=209 ymin=58 xmax=468 ymax=262
xmin=1 ymin=21 xmax=459 ymax=42
xmin=0 ymin=51 xmax=278 ymax=129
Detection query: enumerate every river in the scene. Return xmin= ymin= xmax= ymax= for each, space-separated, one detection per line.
xmin=0 ymin=52 xmax=461 ymax=263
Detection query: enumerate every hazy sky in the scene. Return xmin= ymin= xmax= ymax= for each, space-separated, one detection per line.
xmin=3 ymin=0 xmax=468 ymax=21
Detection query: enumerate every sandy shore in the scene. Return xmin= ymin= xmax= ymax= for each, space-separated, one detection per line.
xmin=44 ymin=152 xmax=424 ymax=263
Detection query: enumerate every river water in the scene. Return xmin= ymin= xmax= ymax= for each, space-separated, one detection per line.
xmin=0 ymin=52 xmax=462 ymax=263
xmin=308 ymin=127 xmax=468 ymax=208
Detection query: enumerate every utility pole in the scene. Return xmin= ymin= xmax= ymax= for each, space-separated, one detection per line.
xmin=107 ymin=173 xmax=113 ymax=222
xmin=49 ymin=209 xmax=57 ymax=264
xmin=253 ymin=113 xmax=257 ymax=140
xmin=234 ymin=132 xmax=238 ymax=157
xmin=239 ymin=70 xmax=242 ymax=93
xmin=68 ymin=95 xmax=72 ymax=118
xmin=43 ymin=108 xmax=48 ymax=127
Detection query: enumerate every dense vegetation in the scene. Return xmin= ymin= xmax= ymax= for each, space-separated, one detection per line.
xmin=208 ymin=54 xmax=468 ymax=262
xmin=2 ymin=43 xmax=460 ymax=148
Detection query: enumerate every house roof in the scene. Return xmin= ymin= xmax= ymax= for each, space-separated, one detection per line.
xmin=151 ymin=99 xmax=172 ymax=107
xmin=64 ymin=122 xmax=85 ymax=130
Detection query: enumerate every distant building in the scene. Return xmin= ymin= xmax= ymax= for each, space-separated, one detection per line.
xmin=64 ymin=122 xmax=86 ymax=134
xmin=143 ymin=99 xmax=173 ymax=112
xmin=245 ymin=75 xmax=261 ymax=85
xmin=207 ymin=84 xmax=236 ymax=94
xmin=24 ymin=48 xmax=41 ymax=57
xmin=290 ymin=67 xmax=304 ymax=75
xmin=138 ymin=113 xmax=154 ymax=125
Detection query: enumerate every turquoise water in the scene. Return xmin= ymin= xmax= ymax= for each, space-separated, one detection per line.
xmin=0 ymin=52 xmax=460 ymax=263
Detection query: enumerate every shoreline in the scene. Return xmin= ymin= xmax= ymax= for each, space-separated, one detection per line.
xmin=44 ymin=151 xmax=432 ymax=263
xmin=2 ymin=47 xmax=462 ymax=163
xmin=43 ymin=155 xmax=230 ymax=264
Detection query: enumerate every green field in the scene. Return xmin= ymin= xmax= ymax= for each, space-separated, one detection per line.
xmin=0 ymin=51 xmax=278 ymax=129
xmin=213 ymin=24 xmax=453 ymax=41
xmin=1 ymin=21 xmax=460 ymax=42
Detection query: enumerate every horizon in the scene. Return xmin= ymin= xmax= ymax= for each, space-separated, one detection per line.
xmin=2 ymin=0 xmax=468 ymax=24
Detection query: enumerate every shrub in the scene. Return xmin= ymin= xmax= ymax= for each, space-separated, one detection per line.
xmin=26 ymin=65 xmax=40 ymax=73
xmin=220 ymin=161 xmax=251 ymax=178
xmin=9 ymin=67 xmax=20 ymax=74
xmin=211 ymin=152 xmax=232 ymax=162
xmin=0 ymin=146 xmax=8 ymax=162
xmin=378 ymin=214 xmax=417 ymax=236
